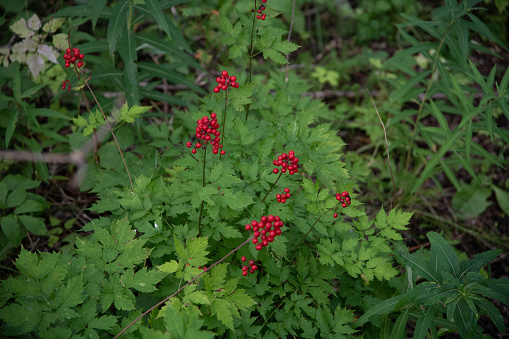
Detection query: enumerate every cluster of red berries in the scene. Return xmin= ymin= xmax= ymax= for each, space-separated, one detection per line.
xmin=333 ymin=191 xmax=351 ymax=218
xmin=61 ymin=79 xmax=71 ymax=91
xmin=186 ymin=112 xmax=225 ymax=155
xmin=244 ymin=215 xmax=284 ymax=251
xmin=213 ymin=70 xmax=239 ymax=93
xmin=276 ymin=188 xmax=291 ymax=203
xmin=63 ymin=47 xmax=84 ymax=68
xmin=240 ymin=256 xmax=258 ymax=276
xmin=251 ymin=4 xmax=267 ymax=20
xmin=272 ymin=150 xmax=299 ymax=175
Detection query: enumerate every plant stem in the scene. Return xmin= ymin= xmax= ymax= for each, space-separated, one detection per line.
xmin=80 ymin=69 xmax=134 ymax=191
xmin=261 ymin=171 xmax=282 ymax=203
xmin=220 ymin=88 xmax=228 ymax=160
xmin=114 ymin=235 xmax=254 ymax=339
xmin=198 ymin=146 xmax=207 ymax=236
xmin=245 ymin=0 xmax=257 ymax=121
xmin=289 ymin=202 xmax=341 ymax=260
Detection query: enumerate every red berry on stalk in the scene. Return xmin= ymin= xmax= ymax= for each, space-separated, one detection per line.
xmin=213 ymin=87 xmax=220 ymax=93
xmin=186 ymin=142 xmax=192 ymax=147
xmin=230 ymin=75 xmax=236 ymax=82
xmin=242 ymin=271 xmax=248 ymax=276
xmin=222 ymin=70 xmax=228 ymax=77
xmin=342 ymin=203 xmax=347 ymax=208
xmin=241 ymin=256 xmax=246 ymax=262
xmin=256 ymin=244 xmax=262 ymax=251
xmin=191 ymin=149 xmax=197 ymax=154
xmin=245 ymin=224 xmax=251 ymax=231
xmin=220 ymin=150 xmax=225 ymax=155
xmin=334 ymin=213 xmax=338 ymax=218
xmin=273 ymin=168 xmax=278 ymax=174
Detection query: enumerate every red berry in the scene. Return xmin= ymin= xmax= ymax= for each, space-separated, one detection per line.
xmin=255 ymin=244 xmax=262 ymax=251
xmin=261 ymin=14 xmax=266 ymax=20
xmin=241 ymin=256 xmax=246 ymax=262
xmin=203 ymin=267 xmax=207 ymax=270
xmin=213 ymin=87 xmax=220 ymax=93
xmin=249 ymin=260 xmax=255 ymax=266
xmin=252 ymin=238 xmax=258 ymax=244
xmin=195 ymin=143 xmax=202 ymax=148
xmin=251 ymin=265 xmax=257 ymax=271
xmin=284 ymin=188 xmax=290 ymax=193
xmin=222 ymin=70 xmax=228 ymax=77
xmin=273 ymin=168 xmax=279 ymax=174
xmin=220 ymin=150 xmax=225 ymax=155
xmin=242 ymin=271 xmax=248 ymax=276
xmin=78 ymin=53 xmax=84 ymax=60
xmin=221 ymin=84 xmax=227 ymax=90
xmin=245 ymin=224 xmax=251 ymax=231
xmin=257 ymin=15 xmax=261 ymax=19
xmin=342 ymin=203 xmax=347 ymax=208
xmin=211 ymin=112 xmax=217 ymax=118
xmin=186 ymin=142 xmax=192 ymax=147
xmin=77 ymin=61 xmax=83 ymax=68
xmin=334 ymin=213 xmax=338 ymax=218
xmin=66 ymin=48 xmax=71 ymax=54
xmin=191 ymin=149 xmax=197 ymax=154
xmin=230 ymin=75 xmax=236 ymax=82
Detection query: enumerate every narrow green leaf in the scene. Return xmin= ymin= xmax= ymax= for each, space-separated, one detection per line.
xmin=354 ymin=295 xmax=403 ymax=327
xmin=427 ymin=232 xmax=460 ymax=278
xmin=475 ymin=298 xmax=505 ymax=333
xmin=144 ymin=0 xmax=170 ymax=37
xmin=399 ymin=252 xmax=440 ymax=284
xmin=414 ymin=305 xmax=436 ymax=339
xmin=459 ymin=249 xmax=502 ymax=281
xmin=5 ymin=111 xmax=18 ymax=148
xmin=411 ymin=128 xmax=462 ymax=193
xmin=492 ymin=186 xmax=509 ymax=216
xmin=90 ymin=0 xmax=106 ymax=32
xmin=120 ymin=30 xmax=140 ymax=105
xmin=391 ymin=309 xmax=409 ymax=339
xmin=465 ymin=120 xmax=472 ymax=161
xmin=107 ymin=0 xmax=129 ymax=57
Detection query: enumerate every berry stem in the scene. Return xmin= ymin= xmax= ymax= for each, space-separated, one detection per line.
xmin=220 ymin=88 xmax=228 ymax=160
xmin=198 ymin=145 xmax=207 ymax=236
xmin=262 ymin=171 xmax=282 ymax=203
xmin=245 ymin=0 xmax=257 ymax=122
xmin=114 ymin=235 xmax=255 ymax=339
xmin=79 ymin=68 xmax=134 ymax=191
xmin=289 ymin=202 xmax=342 ymax=260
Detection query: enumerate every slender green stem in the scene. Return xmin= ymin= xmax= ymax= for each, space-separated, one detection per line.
xmin=289 ymin=202 xmax=341 ymax=260
xmin=80 ymin=69 xmax=134 ymax=191
xmin=245 ymin=0 xmax=257 ymax=121
xmin=262 ymin=171 xmax=282 ymax=203
xmin=114 ymin=235 xmax=255 ymax=339
xmin=198 ymin=146 xmax=207 ymax=236
xmin=220 ymin=88 xmax=228 ymax=160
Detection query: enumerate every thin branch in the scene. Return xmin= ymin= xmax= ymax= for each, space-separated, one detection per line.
xmin=366 ymin=88 xmax=396 ymax=209
xmin=114 ymin=235 xmax=254 ymax=338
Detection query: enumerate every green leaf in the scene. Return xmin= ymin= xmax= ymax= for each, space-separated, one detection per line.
xmin=57 ymin=276 xmax=85 ymax=309
xmin=354 ymin=295 xmax=403 ymax=327
xmin=90 ymin=0 xmax=106 ymax=32
xmin=414 ymin=305 xmax=436 ymax=339
xmin=212 ymin=298 xmax=234 ymax=329
xmin=391 ymin=308 xmax=410 ymax=339
xmin=144 ymin=0 xmax=170 ymax=37
xmin=18 ymin=215 xmax=47 ymax=235
xmin=459 ymin=249 xmax=502 ymax=281
xmin=107 ymin=0 xmax=129 ymax=57
xmin=126 ymin=267 xmax=166 ymax=292
xmin=158 ymin=260 xmax=179 ymax=274
xmin=5 ymin=110 xmax=18 ymax=148
xmin=492 ymin=186 xmax=509 ymax=216
xmin=222 ymin=190 xmax=253 ymax=210
xmin=120 ymin=30 xmax=140 ymax=105
xmin=452 ymin=181 xmax=491 ymax=218
xmin=6 ymin=188 xmax=27 ymax=208
xmin=118 ymin=102 xmax=152 ymax=123
xmin=399 ymin=252 xmax=440 ymax=284
xmin=427 ymin=232 xmax=460 ymax=278
xmin=475 ymin=297 xmax=505 ymax=333
xmin=1 ymin=214 xmax=21 ymax=244
xmin=88 ymin=314 xmax=118 ymax=330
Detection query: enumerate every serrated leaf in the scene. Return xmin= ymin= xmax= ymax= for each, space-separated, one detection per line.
xmin=185 ymin=291 xmax=211 ymax=305
xmin=28 ymin=14 xmax=41 ymax=30
xmin=37 ymin=44 xmax=58 ymax=63
xmin=43 ymin=17 xmax=65 ymax=33
xmin=158 ymin=260 xmax=179 ymax=274
xmin=492 ymin=186 xmax=509 ymax=216
xmin=10 ymin=18 xmax=34 ymax=38
xmin=27 ymin=54 xmax=44 ymax=79
xmin=212 ymin=298 xmax=234 ymax=329
xmin=88 ymin=314 xmax=117 ymax=330
xmin=222 ymin=190 xmax=253 ymax=210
